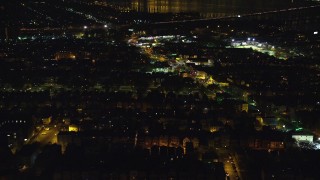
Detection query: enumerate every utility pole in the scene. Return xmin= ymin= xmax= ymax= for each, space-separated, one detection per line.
xmin=5 ymin=27 xmax=8 ymax=41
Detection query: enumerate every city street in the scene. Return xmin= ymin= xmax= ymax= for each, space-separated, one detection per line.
xmin=27 ymin=125 xmax=59 ymax=145
xmin=216 ymin=147 xmax=242 ymax=180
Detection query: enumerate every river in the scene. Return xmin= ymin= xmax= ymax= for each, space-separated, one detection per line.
xmin=108 ymin=0 xmax=313 ymax=17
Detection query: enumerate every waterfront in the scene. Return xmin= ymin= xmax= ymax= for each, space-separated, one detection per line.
xmin=109 ymin=0 xmax=313 ymax=17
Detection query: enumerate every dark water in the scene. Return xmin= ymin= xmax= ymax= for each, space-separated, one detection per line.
xmin=110 ymin=0 xmax=311 ymax=17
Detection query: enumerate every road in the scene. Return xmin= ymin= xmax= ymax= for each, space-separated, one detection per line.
xmin=216 ymin=147 xmax=242 ymax=180
xmin=27 ymin=125 xmax=59 ymax=145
